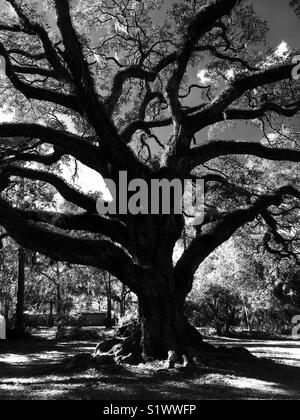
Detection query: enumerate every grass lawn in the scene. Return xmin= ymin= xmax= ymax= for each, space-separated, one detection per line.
xmin=0 ymin=328 xmax=300 ymax=400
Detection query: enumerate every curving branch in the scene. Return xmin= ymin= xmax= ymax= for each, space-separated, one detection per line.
xmin=261 ymin=210 xmax=300 ymax=263
xmin=8 ymin=48 xmax=46 ymax=61
xmin=174 ymin=185 xmax=300 ymax=295
xmin=11 ymin=148 xmax=65 ymax=166
xmin=12 ymin=64 xmax=59 ymax=79
xmin=6 ymin=0 xmax=71 ymax=81
xmin=220 ymin=101 xmax=300 ymax=122
xmin=18 ymin=209 xmax=132 ymax=250
xmin=0 ymin=123 xmax=108 ymax=174
xmin=105 ymin=53 xmax=178 ymax=118
xmin=166 ymin=0 xmax=240 ymax=123
xmin=105 ymin=68 xmax=157 ymax=117
xmin=54 ymin=1 xmax=151 ymax=177
xmin=188 ymin=62 xmax=296 ymax=132
xmin=0 ymin=165 xmax=97 ymax=213
xmin=194 ymin=45 xmax=258 ymax=72
xmin=187 ymin=141 xmax=300 ymax=171
xmin=0 ymin=41 xmax=80 ymax=113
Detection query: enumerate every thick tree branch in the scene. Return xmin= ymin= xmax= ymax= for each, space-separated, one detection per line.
xmin=12 ymin=64 xmax=58 ymax=79
xmin=221 ymin=101 xmax=300 ymax=122
xmin=6 ymin=0 xmax=71 ymax=81
xmin=0 ymin=123 xmax=107 ymax=174
xmin=0 ymin=42 xmax=80 ymax=113
xmin=18 ymin=209 xmax=131 ymax=250
xmin=186 ymin=141 xmax=300 ymax=171
xmin=166 ymin=0 xmax=240 ymax=123
xmin=11 ymin=148 xmax=64 ymax=166
xmin=0 ymin=165 xmax=97 ymax=213
xmin=9 ymin=48 xmax=46 ymax=61
xmin=105 ymin=68 xmax=157 ymax=117
xmin=54 ymin=0 xmax=93 ymax=87
xmin=105 ymin=53 xmax=177 ymax=118
xmin=0 ymin=196 xmax=138 ymax=290
xmin=188 ymin=62 xmax=296 ymax=132
xmin=54 ymin=1 xmax=151 ymax=177
xmin=261 ymin=210 xmax=299 ymax=263
xmin=194 ymin=45 xmax=258 ymax=71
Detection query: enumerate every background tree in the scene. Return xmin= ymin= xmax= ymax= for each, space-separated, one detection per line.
xmin=0 ymin=0 xmax=299 ymax=364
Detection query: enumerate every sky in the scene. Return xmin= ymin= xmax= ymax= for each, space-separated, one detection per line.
xmin=252 ymin=0 xmax=299 ymax=50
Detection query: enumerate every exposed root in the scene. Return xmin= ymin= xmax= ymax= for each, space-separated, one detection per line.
xmin=93 ymin=322 xmax=257 ymax=370
xmin=166 ymin=350 xmax=177 ymax=369
xmin=63 ymin=321 xmax=257 ymax=372
xmin=62 ymin=341 xmax=257 ymax=372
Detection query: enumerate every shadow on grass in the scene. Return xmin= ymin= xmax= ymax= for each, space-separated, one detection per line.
xmin=0 ymin=334 xmax=300 ymax=400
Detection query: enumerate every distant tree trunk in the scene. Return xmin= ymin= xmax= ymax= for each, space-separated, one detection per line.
xmin=243 ymin=305 xmax=252 ymax=333
xmin=4 ymin=299 xmax=9 ymax=321
xmin=1 ymin=264 xmax=10 ymax=321
xmin=225 ymin=322 xmax=231 ymax=336
xmin=106 ymin=273 xmax=113 ymax=328
xmin=55 ymin=263 xmax=64 ymax=337
xmin=15 ymin=246 xmax=26 ymax=335
xmin=56 ymin=284 xmax=62 ymax=324
xmin=119 ymin=283 xmax=127 ymax=318
xmin=48 ymin=300 xmax=54 ymax=327
xmin=216 ymin=322 xmax=223 ymax=337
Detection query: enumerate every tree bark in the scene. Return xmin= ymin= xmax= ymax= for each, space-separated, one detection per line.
xmin=138 ymin=293 xmax=202 ymax=360
xmin=55 ymin=263 xmax=64 ymax=337
xmin=106 ymin=273 xmax=113 ymax=328
xmin=56 ymin=284 xmax=62 ymax=325
xmin=117 ymin=251 xmax=204 ymax=363
xmin=48 ymin=300 xmax=54 ymax=327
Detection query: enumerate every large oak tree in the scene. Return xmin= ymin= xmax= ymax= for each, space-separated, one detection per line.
xmin=0 ymin=0 xmax=299 ymax=363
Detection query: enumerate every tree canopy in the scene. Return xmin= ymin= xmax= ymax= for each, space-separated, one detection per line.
xmin=0 ymin=0 xmax=299 ymax=361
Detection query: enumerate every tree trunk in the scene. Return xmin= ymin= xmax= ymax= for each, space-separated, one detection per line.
xmin=216 ymin=322 xmax=223 ymax=337
xmin=56 ymin=284 xmax=62 ymax=324
xmin=48 ymin=300 xmax=54 ymax=327
xmin=118 ymin=262 xmax=205 ymax=364
xmin=138 ymin=294 xmax=200 ymax=360
xmin=95 ymin=264 xmax=254 ymax=367
xmin=95 ymin=218 xmax=253 ymax=367
xmin=55 ymin=263 xmax=64 ymax=337
xmin=15 ymin=246 xmax=26 ymax=336
xmin=117 ymin=217 xmax=206 ymax=363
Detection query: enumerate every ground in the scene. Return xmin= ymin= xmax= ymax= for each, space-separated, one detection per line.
xmin=0 ymin=328 xmax=299 ymax=400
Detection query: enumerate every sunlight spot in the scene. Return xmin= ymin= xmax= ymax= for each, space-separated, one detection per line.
xmin=268 ymin=133 xmax=279 ymax=141
xmin=61 ymin=163 xmax=106 ymax=195
xmin=275 ymin=41 xmax=290 ymax=57
xmin=0 ymin=354 xmax=30 ymax=364
xmin=226 ymin=68 xmax=235 ymax=80
xmin=197 ymin=69 xmax=212 ymax=86
xmin=226 ymin=377 xmax=280 ymax=393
